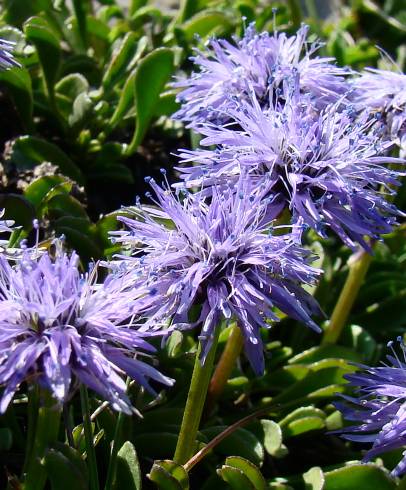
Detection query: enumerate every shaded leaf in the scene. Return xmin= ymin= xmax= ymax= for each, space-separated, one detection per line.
xmin=68 ymin=92 xmax=93 ymax=129
xmin=24 ymin=16 xmax=61 ymax=97
xmin=217 ymin=465 xmax=256 ymax=490
xmin=24 ymin=175 xmax=72 ymax=212
xmin=9 ymin=136 xmax=84 ymax=185
xmin=55 ymin=73 xmax=89 ymax=117
xmin=102 ymin=32 xmax=138 ymax=92
xmin=46 ymin=194 xmax=88 ymax=219
xmin=201 ymin=427 xmax=264 ymax=467
xmin=0 ymin=194 xmax=35 ymax=232
xmin=44 ymin=444 xmax=88 ymax=490
xmin=148 ymin=460 xmax=189 ymax=490
xmin=224 ymin=456 xmax=266 ymax=490
xmin=114 ymin=441 xmax=142 ymax=490
xmin=0 ymin=66 xmax=33 ymax=131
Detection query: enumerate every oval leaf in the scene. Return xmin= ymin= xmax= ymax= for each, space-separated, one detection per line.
xmin=126 ymin=48 xmax=175 ymax=154
xmin=24 ymin=16 xmax=61 ymax=97
xmin=9 ymin=136 xmax=84 ymax=185
xmin=225 ymin=456 xmax=266 ymax=490
xmin=324 ymin=464 xmax=395 ymax=490
xmin=114 ymin=441 xmax=142 ymax=490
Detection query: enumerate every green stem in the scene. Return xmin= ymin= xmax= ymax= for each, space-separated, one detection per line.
xmin=174 ymin=327 xmax=220 ymax=465
xmin=322 ymin=249 xmax=372 ymax=345
xmin=104 ymin=407 xmax=127 ymax=490
xmin=205 ymin=324 xmax=244 ymax=415
xmin=80 ymin=386 xmax=99 ymax=490
xmin=24 ymin=391 xmax=61 ymax=490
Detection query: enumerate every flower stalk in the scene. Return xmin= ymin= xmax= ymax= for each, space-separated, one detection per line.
xmin=174 ymin=327 xmax=221 ymax=465
xmin=205 ymin=324 xmax=244 ymax=415
xmin=322 ymin=249 xmax=372 ymax=345
xmin=80 ymin=385 xmax=100 ymax=490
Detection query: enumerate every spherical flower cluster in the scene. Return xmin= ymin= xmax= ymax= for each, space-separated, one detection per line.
xmin=111 ymin=176 xmax=322 ymax=374
xmin=352 ymin=69 xmax=406 ymax=154
xmin=177 ymin=89 xmax=402 ymax=251
xmin=173 ymin=24 xmax=349 ymax=127
xmin=0 ymin=243 xmax=173 ymax=413
xmin=334 ymin=339 xmax=406 ymax=477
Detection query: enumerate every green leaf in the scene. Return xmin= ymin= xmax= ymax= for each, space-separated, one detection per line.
xmin=303 ymin=467 xmax=324 ymax=490
xmin=340 ymin=324 xmax=378 ymax=363
xmin=102 ymin=32 xmax=138 ymax=92
xmin=149 ymin=460 xmax=189 ymax=490
xmin=108 ymin=70 xmax=136 ymax=129
xmin=181 ymin=11 xmax=233 ymax=41
xmin=224 ymin=457 xmax=266 ymax=490
xmin=0 ymin=66 xmax=33 ymax=131
xmin=201 ymin=427 xmax=264 ymax=467
xmin=24 ymin=175 xmax=72 ymax=212
xmin=44 ymin=445 xmax=89 ymax=490
xmin=279 ymin=405 xmax=327 ymax=438
xmin=0 ymin=428 xmax=13 ymax=451
xmin=0 ymin=194 xmax=35 ymax=232
xmin=55 ymin=73 xmax=89 ymax=118
xmin=154 ymin=92 xmax=180 ymax=118
xmin=114 ymin=441 xmax=142 ymax=490
xmin=53 ymin=217 xmax=102 ymax=261
xmin=3 ymin=0 xmax=52 ymax=27
xmin=217 ymin=465 xmax=256 ymax=490
xmin=47 ymin=194 xmax=88 ymax=219
xmin=9 ymin=136 xmax=84 ymax=185
xmin=271 ymin=361 xmax=354 ymax=406
xmin=283 ymin=416 xmax=325 ymax=438
xmin=96 ymin=212 xmax=120 ymax=250
xmin=259 ymin=420 xmax=284 ymax=457
xmin=126 ymin=48 xmax=175 ymax=154
xmin=24 ymin=16 xmax=61 ymax=98
xmin=165 ymin=331 xmax=184 ymax=358
xmin=324 ymin=464 xmax=395 ymax=490
xmin=68 ymin=92 xmax=93 ymax=129
xmin=288 ymin=345 xmax=363 ymax=365
xmin=85 ymin=15 xmax=110 ymax=43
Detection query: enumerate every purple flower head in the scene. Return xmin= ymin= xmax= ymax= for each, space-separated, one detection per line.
xmin=334 ymin=338 xmax=406 ymax=477
xmin=352 ymin=69 xmax=406 ymax=154
xmin=0 ymin=242 xmax=173 ymax=414
xmin=111 ymin=175 xmax=322 ymax=375
xmin=173 ymin=24 xmax=349 ymax=126
xmin=177 ymin=89 xmax=403 ymax=251
xmin=0 ymin=39 xmax=20 ymax=69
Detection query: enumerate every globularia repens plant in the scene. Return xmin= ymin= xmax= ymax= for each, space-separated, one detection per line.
xmin=1 ymin=2 xmax=406 ymax=489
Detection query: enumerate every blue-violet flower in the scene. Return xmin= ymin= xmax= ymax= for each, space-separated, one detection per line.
xmin=0 ymin=39 xmax=19 ymax=69
xmin=334 ymin=339 xmax=406 ymax=477
xmin=0 ymin=243 xmax=173 ymax=413
xmin=352 ymin=68 xmax=406 ymax=155
xmin=173 ymin=24 xmax=349 ymax=126
xmin=111 ymin=175 xmax=322 ymax=375
xmin=177 ymin=90 xmax=403 ymax=251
